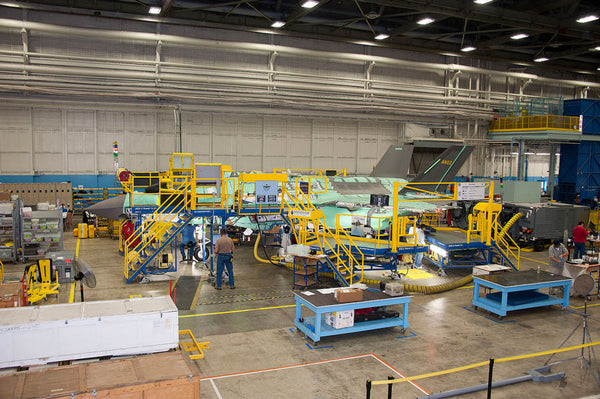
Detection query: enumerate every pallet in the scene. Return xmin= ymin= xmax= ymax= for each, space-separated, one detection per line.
xmin=0 ymin=351 xmax=200 ymax=398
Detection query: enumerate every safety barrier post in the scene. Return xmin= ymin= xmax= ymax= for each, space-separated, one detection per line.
xmin=487 ymin=358 xmax=494 ymax=399
xmin=387 ymin=376 xmax=394 ymax=399
xmin=365 ymin=380 xmax=371 ymax=399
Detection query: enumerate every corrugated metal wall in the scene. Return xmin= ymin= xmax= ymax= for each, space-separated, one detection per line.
xmin=0 ymin=106 xmax=404 ymax=175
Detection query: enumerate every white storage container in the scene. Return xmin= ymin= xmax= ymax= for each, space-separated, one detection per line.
xmin=0 ymin=296 xmax=179 ymax=368
xmin=325 ymin=310 xmax=354 ymax=329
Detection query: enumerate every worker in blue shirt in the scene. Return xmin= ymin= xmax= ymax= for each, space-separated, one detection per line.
xmin=179 ymin=223 xmax=196 ymax=262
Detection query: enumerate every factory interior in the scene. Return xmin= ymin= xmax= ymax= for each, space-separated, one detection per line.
xmin=1 ymin=1 xmax=600 ymax=398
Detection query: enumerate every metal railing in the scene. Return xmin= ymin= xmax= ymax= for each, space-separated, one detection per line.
xmin=489 ymin=115 xmax=580 ymax=132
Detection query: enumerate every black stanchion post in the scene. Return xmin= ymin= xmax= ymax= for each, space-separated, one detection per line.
xmin=387 ymin=376 xmax=394 ymax=399
xmin=487 ymin=358 xmax=495 ymax=399
xmin=80 ymin=282 xmax=84 ymax=302
xmin=366 ymin=380 xmax=372 ymax=399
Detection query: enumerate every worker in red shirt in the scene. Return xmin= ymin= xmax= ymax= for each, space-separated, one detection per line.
xmin=573 ymin=220 xmax=589 ymax=259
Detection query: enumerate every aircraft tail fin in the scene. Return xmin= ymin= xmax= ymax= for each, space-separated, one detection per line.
xmin=369 ymin=145 xmax=414 ymax=178
xmin=400 ymin=145 xmax=474 ymax=194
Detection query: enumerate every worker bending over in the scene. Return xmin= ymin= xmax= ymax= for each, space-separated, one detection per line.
xmin=548 ymin=239 xmax=568 ymax=275
xmin=214 ymin=228 xmax=235 ymax=290
xmin=573 ymin=220 xmax=589 ymax=259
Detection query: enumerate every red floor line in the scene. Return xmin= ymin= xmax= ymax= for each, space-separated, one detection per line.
xmin=370 ymin=353 xmax=431 ymax=395
xmin=200 ymin=353 xmax=374 ymax=380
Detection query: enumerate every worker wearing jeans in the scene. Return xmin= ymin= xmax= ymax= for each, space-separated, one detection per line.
xmin=179 ymin=223 xmax=196 ymax=261
xmin=573 ymin=220 xmax=589 ymax=259
xmin=410 ymin=224 xmax=427 ymax=269
xmin=214 ymin=228 xmax=235 ymax=290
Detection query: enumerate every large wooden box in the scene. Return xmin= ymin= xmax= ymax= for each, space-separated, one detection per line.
xmin=0 ymin=351 xmax=200 ymax=398
xmin=0 ymin=283 xmax=22 ymax=308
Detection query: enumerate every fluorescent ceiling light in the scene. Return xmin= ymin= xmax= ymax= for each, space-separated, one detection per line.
xmin=511 ymin=33 xmax=529 ymax=40
xmin=417 ymin=17 xmax=435 ymax=25
xmin=374 ymin=33 xmax=389 ymax=40
xmin=461 ymin=46 xmax=476 ymax=52
xmin=511 ymin=152 xmax=519 ymax=155
xmin=148 ymin=6 xmax=161 ymax=14
xmin=474 ymin=0 xmax=494 ymax=4
xmin=536 ymin=153 xmax=550 ymax=156
xmin=524 ymin=152 xmax=534 ymax=155
xmin=577 ymin=15 xmax=599 ymax=23
xmin=594 ymin=46 xmax=600 ymax=51
xmin=534 ymin=56 xmax=549 ymax=62
xmin=302 ymin=0 xmax=319 ymax=8
xmin=271 ymin=21 xmax=285 ymax=28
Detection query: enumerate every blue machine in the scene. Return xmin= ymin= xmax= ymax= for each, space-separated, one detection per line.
xmin=558 ymin=99 xmax=600 ymax=204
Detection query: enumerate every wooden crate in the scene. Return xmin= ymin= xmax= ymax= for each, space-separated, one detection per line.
xmin=0 ymin=351 xmax=200 ymax=398
xmin=0 ymin=283 xmax=22 ymax=308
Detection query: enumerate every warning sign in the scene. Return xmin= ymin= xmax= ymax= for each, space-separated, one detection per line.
xmin=456 ymin=182 xmax=486 ymax=200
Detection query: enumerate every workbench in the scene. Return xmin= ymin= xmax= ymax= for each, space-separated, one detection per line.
xmin=294 ymin=289 xmax=410 ymax=343
xmin=472 ymin=270 xmax=572 ymax=317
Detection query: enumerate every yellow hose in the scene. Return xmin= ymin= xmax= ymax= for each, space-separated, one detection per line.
xmin=253 ymin=232 xmax=272 ymax=264
xmin=255 ymin=232 xmax=472 ymax=293
xmin=403 ymin=274 xmax=473 ymax=294
xmin=497 ymin=212 xmax=523 ymax=241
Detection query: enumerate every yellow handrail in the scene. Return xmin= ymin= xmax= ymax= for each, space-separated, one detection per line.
xmin=491 ymin=214 xmax=521 ymax=270
xmin=489 ymin=115 xmax=580 ymax=132
xmin=284 ymin=185 xmax=365 ymax=284
xmin=124 ymin=182 xmax=192 ymax=279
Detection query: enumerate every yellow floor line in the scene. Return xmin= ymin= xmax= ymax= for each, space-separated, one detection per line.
xmin=68 ymin=282 xmax=76 ymax=303
xmin=520 ymin=256 xmax=548 ymax=265
xmin=371 ymin=340 xmax=600 ymax=386
xmin=189 ymin=276 xmax=205 ymax=311
xmin=570 ymin=301 xmax=600 ymax=309
xmin=75 ymin=238 xmax=81 ymax=259
xmin=179 ymin=304 xmax=295 ymax=318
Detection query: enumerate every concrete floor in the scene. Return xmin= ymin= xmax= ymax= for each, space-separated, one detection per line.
xmin=3 ymin=231 xmax=600 ymax=399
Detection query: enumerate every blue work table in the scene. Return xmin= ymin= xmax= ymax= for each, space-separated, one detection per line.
xmin=294 ymin=289 xmax=411 ymax=343
xmin=472 ymin=270 xmax=572 ymax=317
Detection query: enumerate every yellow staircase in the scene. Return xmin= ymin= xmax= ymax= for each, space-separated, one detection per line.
xmin=469 ymin=201 xmax=520 ymax=270
xmin=124 ymin=182 xmax=193 ymax=283
xmin=284 ymin=187 xmax=365 ymax=286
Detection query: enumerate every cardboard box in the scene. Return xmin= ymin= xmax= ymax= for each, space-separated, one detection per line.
xmin=325 ymin=310 xmax=354 ymax=329
xmin=334 ymin=288 xmax=363 ymax=303
xmin=0 ymin=192 xmax=10 ymax=201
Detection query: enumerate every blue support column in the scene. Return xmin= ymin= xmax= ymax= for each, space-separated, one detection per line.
xmin=517 ymin=140 xmax=525 ymax=181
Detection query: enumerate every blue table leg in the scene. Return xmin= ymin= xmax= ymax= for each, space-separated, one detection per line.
xmin=314 ymin=310 xmax=322 ymax=342
xmin=473 ymin=280 xmax=480 ymax=302
xmin=296 ymin=300 xmax=302 ymax=324
xmin=500 ymin=290 xmax=508 ymax=316
xmin=402 ymin=302 xmax=409 ymax=329
xmin=561 ymin=282 xmax=570 ymax=308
